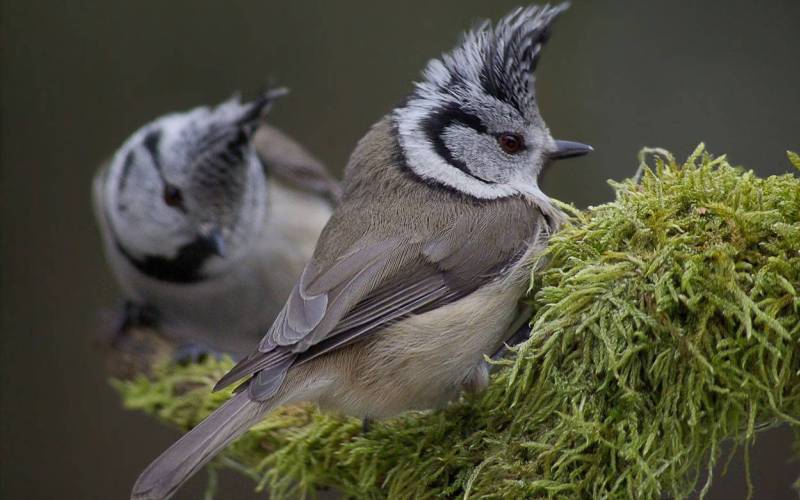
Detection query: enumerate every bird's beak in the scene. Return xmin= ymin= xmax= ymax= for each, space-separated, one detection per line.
xmin=202 ymin=229 xmax=227 ymax=258
xmin=550 ymin=140 xmax=594 ymax=160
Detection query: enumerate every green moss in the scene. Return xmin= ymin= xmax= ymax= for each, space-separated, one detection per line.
xmin=115 ymin=146 xmax=800 ymax=499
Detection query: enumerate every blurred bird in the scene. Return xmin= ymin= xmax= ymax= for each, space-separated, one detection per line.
xmin=132 ymin=3 xmax=592 ymax=498
xmin=93 ymin=89 xmax=339 ymax=358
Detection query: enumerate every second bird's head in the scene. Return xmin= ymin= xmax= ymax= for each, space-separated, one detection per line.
xmin=103 ymin=90 xmax=286 ymax=283
xmin=393 ymin=3 xmax=591 ymax=201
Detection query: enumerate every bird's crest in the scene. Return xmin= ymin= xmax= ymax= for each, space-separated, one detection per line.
xmin=415 ymin=3 xmax=569 ymax=118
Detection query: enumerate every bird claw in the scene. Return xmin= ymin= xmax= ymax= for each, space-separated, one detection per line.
xmin=490 ymin=322 xmax=532 ymax=362
xmin=362 ymin=417 xmax=374 ymax=434
xmin=111 ymin=301 xmax=159 ymax=348
xmin=173 ymin=343 xmax=224 ymax=365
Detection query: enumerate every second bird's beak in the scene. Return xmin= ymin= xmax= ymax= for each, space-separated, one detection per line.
xmin=202 ymin=229 xmax=227 ymax=258
xmin=550 ymin=140 xmax=594 ymax=160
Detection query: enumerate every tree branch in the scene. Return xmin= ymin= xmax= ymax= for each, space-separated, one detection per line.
xmin=112 ymin=146 xmax=800 ymax=499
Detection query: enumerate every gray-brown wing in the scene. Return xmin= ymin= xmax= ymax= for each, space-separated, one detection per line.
xmin=215 ymin=205 xmax=547 ymax=402
xmin=253 ymin=123 xmax=342 ymax=203
xmin=214 ymin=238 xmax=410 ymax=398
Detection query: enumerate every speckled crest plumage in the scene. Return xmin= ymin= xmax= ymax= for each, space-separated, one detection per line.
xmin=416 ymin=3 xmax=568 ymax=120
xmin=393 ymin=3 xmax=570 ymax=201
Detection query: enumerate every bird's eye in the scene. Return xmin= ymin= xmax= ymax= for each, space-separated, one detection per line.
xmin=498 ymin=133 xmax=525 ymax=155
xmin=162 ymin=184 xmax=184 ymax=209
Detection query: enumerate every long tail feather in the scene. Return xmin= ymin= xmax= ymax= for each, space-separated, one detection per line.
xmin=131 ymin=391 xmax=268 ymax=500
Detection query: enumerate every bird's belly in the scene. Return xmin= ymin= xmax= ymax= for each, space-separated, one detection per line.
xmin=314 ymin=279 xmax=525 ymax=419
xmin=147 ymin=277 xmax=277 ymax=354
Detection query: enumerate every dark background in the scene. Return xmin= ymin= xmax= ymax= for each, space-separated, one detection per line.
xmin=2 ymin=1 xmax=799 ymax=498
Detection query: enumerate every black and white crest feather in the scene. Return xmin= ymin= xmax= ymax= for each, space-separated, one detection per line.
xmin=417 ymin=3 xmax=567 ymax=120
xmin=480 ymin=4 xmax=568 ymax=114
xmin=394 ymin=3 xmax=569 ymax=201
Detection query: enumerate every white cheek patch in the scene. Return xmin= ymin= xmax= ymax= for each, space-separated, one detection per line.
xmin=104 ymin=119 xmax=197 ymax=259
xmin=441 ymin=125 xmax=513 ymax=184
xmin=105 ymin=163 xmax=187 ymax=259
xmin=395 ymin=102 xmax=513 ymax=200
xmin=393 ymin=103 xmax=550 ymax=205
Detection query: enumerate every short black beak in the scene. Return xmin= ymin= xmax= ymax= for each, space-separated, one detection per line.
xmin=551 ymin=140 xmax=594 ymax=160
xmin=203 ymin=229 xmax=227 ymax=258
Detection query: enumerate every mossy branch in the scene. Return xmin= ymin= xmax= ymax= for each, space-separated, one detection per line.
xmin=113 ymin=146 xmax=800 ymax=499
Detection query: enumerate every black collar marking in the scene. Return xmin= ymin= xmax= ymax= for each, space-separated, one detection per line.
xmin=114 ymin=234 xmax=218 ymax=284
xmin=421 ymin=103 xmax=495 ymax=185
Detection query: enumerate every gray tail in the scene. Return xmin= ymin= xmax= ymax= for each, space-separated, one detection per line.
xmin=131 ymin=391 xmax=268 ymax=500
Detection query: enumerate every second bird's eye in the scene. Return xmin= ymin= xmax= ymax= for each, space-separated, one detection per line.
xmin=162 ymin=184 xmax=184 ymax=209
xmin=498 ymin=133 xmax=525 ymax=154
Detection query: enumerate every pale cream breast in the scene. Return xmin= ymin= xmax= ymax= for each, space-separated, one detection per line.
xmin=283 ymin=274 xmax=526 ymax=419
xmin=361 ymin=276 xmax=524 ymax=416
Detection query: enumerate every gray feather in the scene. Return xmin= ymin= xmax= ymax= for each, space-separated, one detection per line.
xmin=250 ymin=354 xmax=293 ymax=401
xmin=131 ymin=391 xmax=267 ymax=500
xmin=283 ymin=265 xmax=328 ymax=340
xmin=461 ymin=3 xmax=569 ymax=115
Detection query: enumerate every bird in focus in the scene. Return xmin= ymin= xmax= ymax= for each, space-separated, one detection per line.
xmin=93 ymin=90 xmax=339 ymax=359
xmin=132 ymin=3 xmax=592 ymax=498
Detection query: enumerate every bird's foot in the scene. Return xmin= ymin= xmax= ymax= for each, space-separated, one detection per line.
xmin=362 ymin=417 xmax=374 ymax=434
xmin=173 ymin=342 xmax=224 ymax=365
xmin=111 ymin=301 xmax=159 ymax=348
xmin=490 ymin=322 xmax=532 ymax=362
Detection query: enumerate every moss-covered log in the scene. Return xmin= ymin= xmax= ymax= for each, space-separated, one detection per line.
xmin=114 ymin=146 xmax=800 ymax=499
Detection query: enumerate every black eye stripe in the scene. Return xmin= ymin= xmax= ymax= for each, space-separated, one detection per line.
xmin=115 ymin=150 xmax=136 ymax=211
xmin=117 ymin=150 xmax=135 ymax=192
xmin=421 ymin=104 xmax=495 ymax=185
xmin=142 ymin=129 xmax=163 ymax=171
xmin=424 ymin=103 xmax=487 ymax=135
xmin=140 ymin=129 xmax=188 ymax=211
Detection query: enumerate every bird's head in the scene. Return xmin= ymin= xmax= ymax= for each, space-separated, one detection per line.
xmin=104 ymin=90 xmax=285 ymax=282
xmin=393 ymin=3 xmax=591 ymax=201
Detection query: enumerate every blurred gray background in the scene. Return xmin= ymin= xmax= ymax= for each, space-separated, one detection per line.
xmin=1 ymin=1 xmax=798 ymax=498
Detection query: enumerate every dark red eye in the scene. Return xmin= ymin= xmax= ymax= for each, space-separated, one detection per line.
xmin=498 ymin=133 xmax=524 ymax=154
xmin=162 ymin=184 xmax=184 ymax=209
